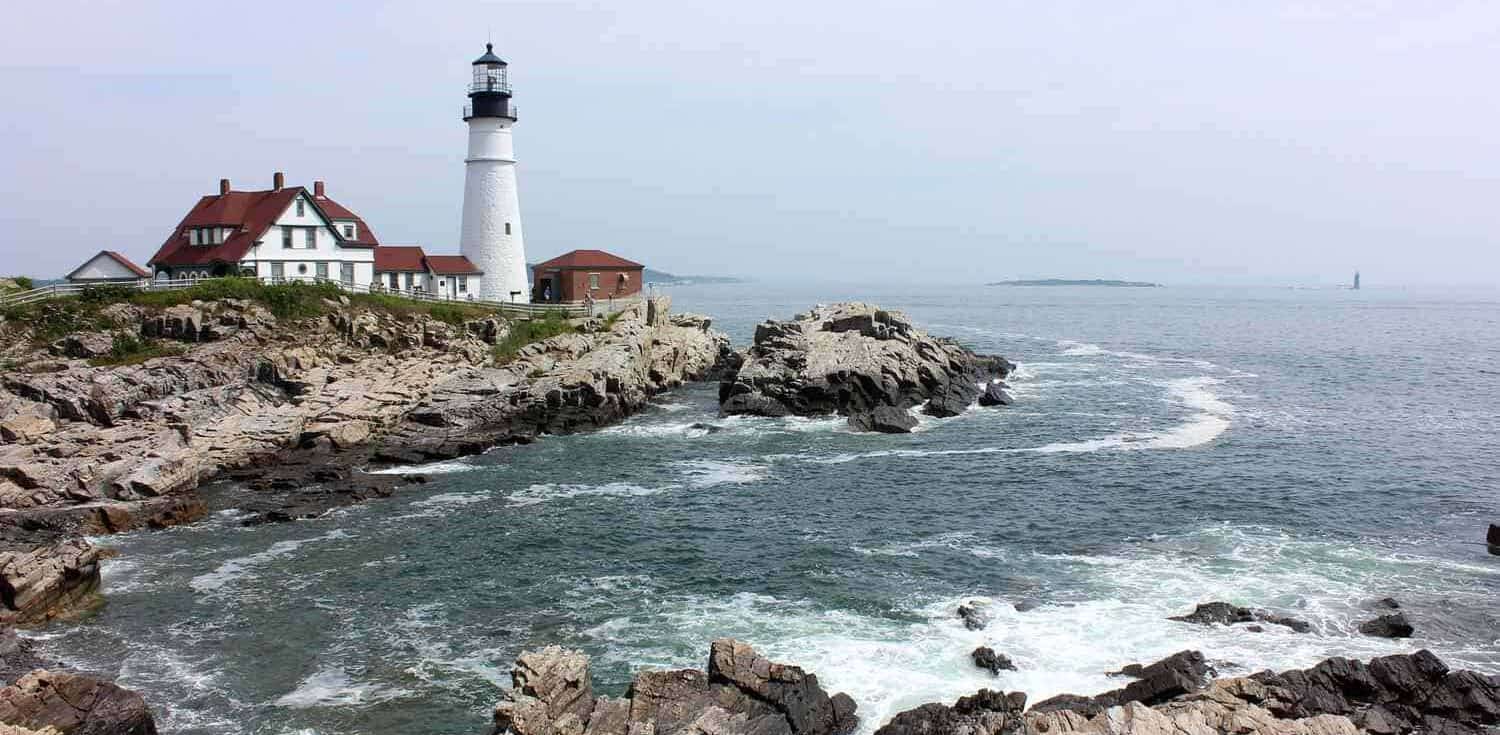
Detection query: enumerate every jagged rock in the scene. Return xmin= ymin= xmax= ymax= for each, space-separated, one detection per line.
xmin=1357 ymin=613 xmax=1414 ymax=638
xmin=1033 ymin=651 xmax=1214 ymax=717
xmin=1369 ymin=597 xmax=1401 ymax=610
xmin=49 ymin=333 xmax=113 ymax=361
xmin=0 ymin=405 xmax=56 ymax=445
xmin=873 ymin=689 xmax=1026 ymax=735
xmin=719 ymin=303 xmax=1012 ymax=431
xmin=494 ymin=640 xmax=855 ymax=735
xmin=972 ymin=647 xmax=1016 ymax=675
xmin=958 ymin=602 xmax=990 ymax=631
xmin=978 ymin=381 xmax=1013 ymax=407
xmin=0 ymin=669 xmax=157 ymax=734
xmin=0 ymin=540 xmax=100 ymax=626
xmin=847 ymin=406 xmax=917 ymax=434
xmin=1168 ymin=602 xmax=1311 ymax=633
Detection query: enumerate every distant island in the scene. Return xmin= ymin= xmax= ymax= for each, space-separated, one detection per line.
xmin=987 ymin=278 xmax=1162 ymax=288
xmin=645 ymin=268 xmax=744 ymax=285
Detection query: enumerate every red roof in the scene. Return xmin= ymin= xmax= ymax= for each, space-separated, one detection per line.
xmin=314 ymin=194 xmax=380 ymax=246
xmin=532 ymin=249 xmax=644 ymax=270
xmin=425 ymin=255 xmax=481 ymax=275
xmin=148 ymin=185 xmax=380 ymax=268
xmin=66 ymin=250 xmax=151 ymax=280
xmin=374 ymin=246 xmax=427 ymax=272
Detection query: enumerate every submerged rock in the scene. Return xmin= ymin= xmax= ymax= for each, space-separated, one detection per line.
xmin=1169 ymin=601 xmax=1312 ymax=633
xmin=0 ymin=669 xmax=158 ymax=734
xmin=718 ymin=303 xmax=1012 ymax=432
xmin=492 ymin=639 xmax=856 ymax=735
xmin=971 ymin=647 xmax=1016 ymax=675
xmin=1357 ymin=612 xmax=1415 ymax=638
xmin=977 ymin=381 xmax=1013 ymax=407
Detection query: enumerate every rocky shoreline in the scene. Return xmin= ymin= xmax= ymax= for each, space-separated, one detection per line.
xmin=490 ymin=639 xmax=1500 ymax=735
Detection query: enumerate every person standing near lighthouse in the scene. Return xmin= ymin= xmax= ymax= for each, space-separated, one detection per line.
xmin=459 ymin=44 xmax=529 ymax=302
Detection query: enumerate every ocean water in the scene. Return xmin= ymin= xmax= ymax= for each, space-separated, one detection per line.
xmin=36 ymin=282 xmax=1500 ymax=735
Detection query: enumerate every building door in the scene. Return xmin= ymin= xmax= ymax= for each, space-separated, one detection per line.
xmin=341 ymin=262 xmax=354 ymax=288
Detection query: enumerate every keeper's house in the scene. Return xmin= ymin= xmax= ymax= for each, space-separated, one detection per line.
xmin=147 ymin=173 xmax=383 ymax=287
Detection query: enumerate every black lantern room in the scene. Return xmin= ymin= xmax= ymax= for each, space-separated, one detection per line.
xmin=464 ymin=43 xmax=517 ymax=121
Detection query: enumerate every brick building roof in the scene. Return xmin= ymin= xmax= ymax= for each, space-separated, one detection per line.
xmin=533 ymin=249 xmax=644 ymax=270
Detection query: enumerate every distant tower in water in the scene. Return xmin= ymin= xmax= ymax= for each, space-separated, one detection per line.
xmin=459 ymin=44 xmax=528 ymax=302
xmin=1353 ymin=271 xmax=1361 ymax=290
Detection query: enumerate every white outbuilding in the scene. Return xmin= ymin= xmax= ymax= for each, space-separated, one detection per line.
xmin=65 ymin=250 xmax=151 ymax=284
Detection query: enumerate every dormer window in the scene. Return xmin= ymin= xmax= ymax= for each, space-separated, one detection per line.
xmin=343 ymin=224 xmax=354 ymax=238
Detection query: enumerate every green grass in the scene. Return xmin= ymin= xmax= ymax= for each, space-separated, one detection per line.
xmin=86 ymin=333 xmax=184 ymax=367
xmin=492 ymin=311 xmax=576 ymax=364
xmin=602 ymin=310 xmax=625 ymax=331
xmin=128 ymin=278 xmax=341 ymax=319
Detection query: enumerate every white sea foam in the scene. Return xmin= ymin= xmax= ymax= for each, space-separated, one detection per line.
xmin=673 ymin=460 xmax=769 ymax=487
xmin=850 ymin=532 xmax=1004 ymax=559
xmin=368 ymin=459 xmax=480 ymax=475
xmin=274 ymin=667 xmax=408 ymax=708
xmin=394 ymin=491 xmax=495 ymax=520
xmin=506 ymin=482 xmax=675 ymax=507
xmin=189 ymin=530 xmax=351 ymax=594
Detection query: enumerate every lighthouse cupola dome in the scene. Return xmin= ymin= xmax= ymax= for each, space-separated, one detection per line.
xmin=465 ymin=43 xmax=516 ymax=121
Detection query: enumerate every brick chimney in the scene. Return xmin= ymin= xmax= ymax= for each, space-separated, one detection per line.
xmin=219 ymin=178 xmax=231 ymax=195
xmin=314 ymin=180 xmax=325 ymax=198
xmin=273 ymin=171 xmax=285 ymax=191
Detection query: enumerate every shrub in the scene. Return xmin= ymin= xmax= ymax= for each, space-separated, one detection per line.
xmin=13 ymin=277 xmax=34 ymax=290
xmin=492 ymin=312 xmax=576 ymax=364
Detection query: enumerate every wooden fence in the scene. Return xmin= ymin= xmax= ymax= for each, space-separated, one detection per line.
xmin=0 ymin=277 xmax=619 ymax=319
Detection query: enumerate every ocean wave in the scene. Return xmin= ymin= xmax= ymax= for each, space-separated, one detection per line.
xmin=506 ymin=482 xmax=676 ymax=507
xmin=850 ymin=532 xmax=1004 ymax=559
xmin=189 ymin=530 xmax=352 ymax=594
xmin=273 ymin=666 xmax=409 ymax=708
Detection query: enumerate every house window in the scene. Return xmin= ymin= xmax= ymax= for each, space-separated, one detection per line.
xmin=505 ymin=222 xmax=512 ymax=235
xmin=343 ymin=224 xmax=354 ymax=238
xmin=316 ymin=262 xmax=328 ymax=280
xmin=404 ymin=273 xmax=415 ymax=290
xmin=271 ymin=263 xmax=284 ymax=280
xmin=588 ymin=273 xmax=600 ymax=290
xmin=341 ymin=262 xmax=354 ymax=286
xmin=458 ymin=276 xmax=468 ymax=293
xmin=297 ymin=263 xmax=308 ymax=275
xmin=389 ymin=273 xmax=399 ymax=290
xmin=296 ymin=199 xmax=305 ymax=217
xmin=282 ymin=227 xmax=293 ymax=249
xmin=305 ymin=228 xmax=317 ymax=248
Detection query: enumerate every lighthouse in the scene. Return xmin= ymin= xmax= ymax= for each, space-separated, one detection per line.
xmin=459 ymin=44 xmax=528 ymax=302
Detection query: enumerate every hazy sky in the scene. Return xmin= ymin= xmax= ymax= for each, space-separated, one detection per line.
xmin=3 ymin=1 xmax=1497 ymax=285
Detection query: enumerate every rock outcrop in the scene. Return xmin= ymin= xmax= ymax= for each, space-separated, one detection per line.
xmin=1 ymin=295 xmax=730 ymax=623
xmin=0 ymin=669 xmax=157 ymax=734
xmin=493 ymin=639 xmax=857 ymax=735
xmin=879 ymin=650 xmax=1499 ymax=735
xmin=957 ymin=602 xmax=990 ymax=631
xmin=718 ymin=304 xmax=1013 ymax=432
xmin=1169 ymin=602 xmax=1312 ymax=633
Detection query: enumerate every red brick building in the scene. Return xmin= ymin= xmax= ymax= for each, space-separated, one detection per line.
xmin=531 ymin=249 xmax=644 ymax=303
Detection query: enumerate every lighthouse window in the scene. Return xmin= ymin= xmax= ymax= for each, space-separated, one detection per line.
xmin=505 ymin=222 xmax=512 ymax=235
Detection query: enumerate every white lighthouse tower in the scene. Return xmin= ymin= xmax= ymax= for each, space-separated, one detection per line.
xmin=459 ymin=44 xmax=528 ymax=302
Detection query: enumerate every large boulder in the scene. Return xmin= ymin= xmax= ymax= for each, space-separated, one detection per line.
xmin=0 ymin=669 xmax=157 ymax=734
xmin=1032 ymin=651 xmax=1214 ymax=717
xmin=1357 ymin=613 xmax=1414 ymax=639
xmin=493 ymin=640 xmax=856 ymax=735
xmin=719 ymin=304 xmax=1012 ymax=431
xmin=0 ymin=540 xmax=100 ymax=626
xmin=873 ymin=689 xmax=1026 ymax=735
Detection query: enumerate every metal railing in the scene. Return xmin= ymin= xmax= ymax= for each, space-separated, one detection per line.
xmin=0 ymin=276 xmax=602 ymax=319
xmin=462 ymin=103 xmax=518 ymax=120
